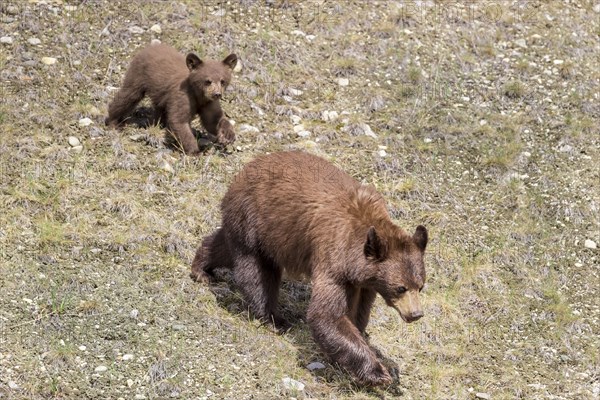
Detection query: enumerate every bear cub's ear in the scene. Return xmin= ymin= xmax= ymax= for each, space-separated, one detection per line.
xmin=186 ymin=53 xmax=203 ymax=71
xmin=222 ymin=53 xmax=238 ymax=70
xmin=364 ymin=226 xmax=388 ymax=261
xmin=413 ymin=225 xmax=428 ymax=252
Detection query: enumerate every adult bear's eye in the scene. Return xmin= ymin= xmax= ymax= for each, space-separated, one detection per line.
xmin=205 ymin=79 xmax=212 ymax=85
xmin=396 ymin=286 xmax=407 ymax=295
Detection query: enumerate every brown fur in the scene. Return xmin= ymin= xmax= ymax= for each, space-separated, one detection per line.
xmin=106 ymin=43 xmax=238 ymax=154
xmin=190 ymin=151 xmax=428 ymax=386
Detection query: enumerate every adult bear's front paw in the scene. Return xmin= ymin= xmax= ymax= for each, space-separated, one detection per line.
xmin=361 ymin=362 xmax=393 ymax=386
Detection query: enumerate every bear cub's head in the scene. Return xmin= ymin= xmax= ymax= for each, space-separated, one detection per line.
xmin=364 ymin=225 xmax=428 ymax=323
xmin=185 ymin=53 xmax=238 ymax=102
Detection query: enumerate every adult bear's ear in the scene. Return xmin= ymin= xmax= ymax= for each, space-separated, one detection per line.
xmin=413 ymin=225 xmax=428 ymax=252
xmin=222 ymin=53 xmax=238 ymax=70
xmin=364 ymin=226 xmax=388 ymax=261
xmin=186 ymin=53 xmax=202 ymax=71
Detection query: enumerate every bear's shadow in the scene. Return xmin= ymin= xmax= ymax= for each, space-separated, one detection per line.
xmin=122 ymin=106 xmax=217 ymax=152
xmin=204 ymin=271 xmax=403 ymax=396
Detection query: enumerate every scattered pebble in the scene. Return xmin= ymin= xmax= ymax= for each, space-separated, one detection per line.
xmin=290 ymin=115 xmax=302 ymax=125
xmin=79 ymin=117 xmax=93 ymax=127
xmin=360 ymin=123 xmax=376 ymax=138
xmin=378 ymin=149 xmax=387 ymax=157
xmin=8 ymin=381 xmax=19 ymax=390
xmin=68 ymin=136 xmax=81 ymax=147
xmin=290 ymin=30 xmax=305 ymax=36
xmin=553 ymin=59 xmax=564 ymax=65
xmin=162 ymin=161 xmax=174 ymax=174
xmin=71 ymin=145 xmax=83 ymax=153
xmin=475 ymin=393 xmax=491 ymax=400
xmin=95 ymin=365 xmax=108 ymax=373
xmin=288 ymin=88 xmax=303 ymax=96
xmin=127 ymin=379 xmax=134 ymax=387
xmin=424 ymin=137 xmax=433 ymax=143
xmin=151 ymin=39 xmax=161 ymax=45
xmin=41 ymin=57 xmax=57 ymax=65
xmin=282 ymin=377 xmax=305 ymax=392
xmin=321 ymin=110 xmax=339 ymax=122
xmin=122 ymin=354 xmax=134 ymax=361
xmin=515 ymin=39 xmax=527 ymax=48
xmin=150 ymin=24 xmax=162 ymax=34
xmin=307 ymin=362 xmax=325 ymax=371
xmin=78 ymin=345 xmax=86 ymax=351
xmin=130 ymin=309 xmax=139 ymax=319
xmin=306 ymin=34 xmax=316 ymax=41
xmin=293 ymin=125 xmax=305 ymax=133
xmin=296 ymin=130 xmax=311 ymax=138
xmin=238 ymin=124 xmax=259 ymax=134
xmin=129 ymin=26 xmax=144 ymax=34
xmin=337 ymin=78 xmax=349 ymax=87
xmin=584 ymin=239 xmax=597 ymax=249
xmin=0 ymin=36 xmax=13 ymax=45
xmin=27 ymin=37 xmax=41 ymax=45
xmin=594 ymin=3 xmax=600 ymax=13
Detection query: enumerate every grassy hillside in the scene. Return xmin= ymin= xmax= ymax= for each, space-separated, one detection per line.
xmin=0 ymin=1 xmax=598 ymax=399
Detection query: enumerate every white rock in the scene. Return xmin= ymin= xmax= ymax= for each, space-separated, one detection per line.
xmin=424 ymin=137 xmax=433 ymax=143
xmin=296 ymin=130 xmax=311 ymax=138
xmin=238 ymin=124 xmax=259 ymax=133
xmin=307 ymin=362 xmax=325 ymax=371
xmin=337 ymin=78 xmax=349 ymax=87
xmin=290 ymin=115 xmax=302 ymax=125
xmin=361 ymin=123 xmax=377 ymax=138
xmin=78 ymin=345 xmax=87 ymax=351
xmin=0 ymin=36 xmax=13 ymax=45
xmin=129 ymin=26 xmax=144 ymax=34
xmin=306 ymin=34 xmax=316 ymax=41
xmin=584 ymin=239 xmax=597 ymax=249
xmin=553 ymin=59 xmax=564 ymax=65
xmin=127 ymin=379 xmax=134 ymax=387
xmin=122 ymin=354 xmax=134 ymax=361
xmin=79 ymin=117 xmax=93 ymax=127
xmin=378 ymin=149 xmax=387 ymax=157
xmin=130 ymin=309 xmax=139 ymax=319
xmin=162 ymin=161 xmax=174 ymax=174
xmin=71 ymin=145 xmax=83 ymax=153
xmin=28 ymin=37 xmax=42 ymax=45
xmin=68 ymin=136 xmax=81 ymax=147
xmin=558 ymin=144 xmax=573 ymax=153
xmin=291 ymin=30 xmax=306 ymax=36
xmin=8 ymin=381 xmax=19 ymax=390
xmin=479 ymin=119 xmax=487 ymax=126
xmin=515 ymin=39 xmax=527 ymax=48
xmin=150 ymin=24 xmax=162 ymax=34
xmin=151 ymin=39 xmax=161 ymax=45
xmin=282 ymin=377 xmax=305 ymax=392
xmin=64 ymin=5 xmax=77 ymax=11
xmin=475 ymin=393 xmax=490 ymax=400
xmin=321 ymin=110 xmax=339 ymax=122
xmin=594 ymin=4 xmax=600 ymax=13
xmin=233 ymin=59 xmax=242 ymax=73
xmin=293 ymin=124 xmax=305 ymax=133
xmin=95 ymin=365 xmax=108 ymax=373
xmin=41 ymin=57 xmax=57 ymax=65
xmin=288 ymin=88 xmax=303 ymax=96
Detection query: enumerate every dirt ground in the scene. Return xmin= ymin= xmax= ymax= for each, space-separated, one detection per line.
xmin=0 ymin=1 xmax=598 ymax=399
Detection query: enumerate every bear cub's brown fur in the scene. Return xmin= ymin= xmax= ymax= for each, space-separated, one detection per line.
xmin=106 ymin=43 xmax=238 ymax=155
xmin=191 ymin=151 xmax=429 ymax=386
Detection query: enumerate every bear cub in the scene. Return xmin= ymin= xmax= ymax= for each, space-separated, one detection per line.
xmin=106 ymin=43 xmax=238 ymax=155
xmin=190 ymin=151 xmax=428 ymax=386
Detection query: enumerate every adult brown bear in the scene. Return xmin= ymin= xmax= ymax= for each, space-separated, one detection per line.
xmin=191 ymin=151 xmax=428 ymax=385
xmin=106 ymin=43 xmax=238 ymax=155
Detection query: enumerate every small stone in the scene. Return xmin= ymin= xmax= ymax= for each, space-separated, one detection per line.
xmin=553 ymin=59 xmax=564 ymax=65
xmin=28 ymin=37 xmax=41 ymax=45
xmin=41 ymin=57 xmax=57 ymax=65
xmin=8 ymin=381 xmax=19 ymax=390
xmin=575 ymin=262 xmax=583 ymax=267
xmin=78 ymin=345 xmax=87 ymax=351
xmin=172 ymin=324 xmax=185 ymax=331
xmin=151 ymin=39 xmax=161 ymax=45
xmin=282 ymin=377 xmax=305 ymax=392
xmin=307 ymin=362 xmax=325 ymax=371
xmin=479 ymin=119 xmax=487 ymax=126
xmin=296 ymin=130 xmax=311 ymax=138
xmin=288 ymin=88 xmax=303 ymax=96
xmin=127 ymin=379 xmax=134 ymax=387
xmin=238 ymin=124 xmax=259 ymax=133
xmin=150 ymin=24 xmax=162 ymax=34
xmin=290 ymin=115 xmax=302 ymax=125
xmin=79 ymin=117 xmax=93 ymax=127
xmin=424 ymin=137 xmax=433 ymax=143
xmin=130 ymin=309 xmax=139 ymax=319
xmin=291 ymin=30 xmax=305 ymax=36
xmin=321 ymin=110 xmax=339 ymax=122
xmin=68 ymin=136 xmax=81 ymax=147
xmin=594 ymin=4 xmax=600 ymax=13
xmin=558 ymin=144 xmax=573 ymax=153
xmin=515 ymin=39 xmax=527 ymax=48
xmin=95 ymin=365 xmax=108 ymax=373
xmin=337 ymin=78 xmax=349 ymax=87
xmin=69 ymin=145 xmax=83 ymax=153
xmin=306 ymin=34 xmax=316 ymax=41
xmin=162 ymin=161 xmax=174 ymax=174
xmin=378 ymin=149 xmax=387 ymax=157
xmin=584 ymin=239 xmax=597 ymax=249
xmin=293 ymin=124 xmax=305 ymax=133
xmin=64 ymin=5 xmax=78 ymax=11
xmin=360 ymin=123 xmax=376 ymax=138
xmin=129 ymin=26 xmax=144 ymax=34
xmin=122 ymin=354 xmax=134 ymax=361
xmin=0 ymin=36 xmax=13 ymax=45
xmin=475 ymin=393 xmax=490 ymax=400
